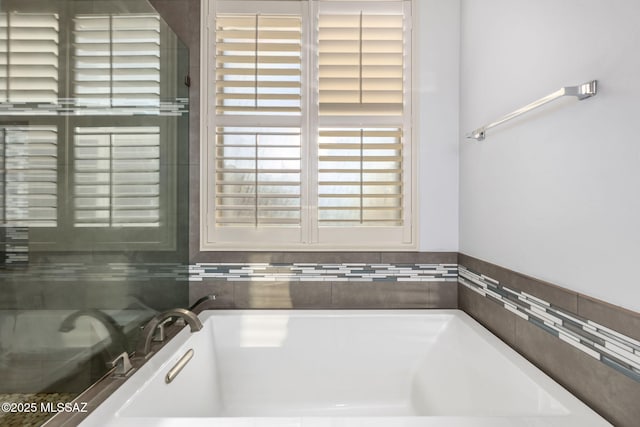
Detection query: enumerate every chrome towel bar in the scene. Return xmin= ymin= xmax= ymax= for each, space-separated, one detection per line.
xmin=466 ymin=80 xmax=597 ymax=141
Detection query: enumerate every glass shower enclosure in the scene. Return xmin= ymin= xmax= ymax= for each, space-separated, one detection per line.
xmin=0 ymin=0 xmax=189 ymax=425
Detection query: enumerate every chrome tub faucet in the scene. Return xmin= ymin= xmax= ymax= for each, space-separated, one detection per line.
xmin=136 ymin=308 xmax=202 ymax=358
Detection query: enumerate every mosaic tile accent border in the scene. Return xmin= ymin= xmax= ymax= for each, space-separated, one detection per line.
xmin=189 ymin=263 xmax=459 ymax=282
xmin=0 ymin=261 xmax=458 ymax=283
xmin=0 ymin=262 xmax=188 ymax=282
xmin=459 ymin=265 xmax=640 ymax=384
xmin=0 ymin=98 xmax=189 ymax=117
xmin=2 ymin=227 xmax=28 ymax=267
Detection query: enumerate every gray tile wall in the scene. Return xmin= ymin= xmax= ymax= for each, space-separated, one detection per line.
xmin=189 ymin=252 xmax=458 ymax=309
xmin=190 ymin=279 xmax=457 ymax=310
xmin=459 ymin=253 xmax=640 ymax=427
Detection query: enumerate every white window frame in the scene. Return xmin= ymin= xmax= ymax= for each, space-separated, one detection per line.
xmin=200 ymin=0 xmax=417 ymax=251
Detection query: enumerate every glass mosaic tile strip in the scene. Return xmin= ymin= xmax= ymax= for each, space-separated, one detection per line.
xmin=0 ymin=98 xmax=189 ymax=117
xmin=3 ymin=227 xmax=29 ymax=267
xmin=459 ymin=265 xmax=640 ymax=383
xmin=0 ymin=262 xmax=188 ymax=282
xmin=189 ymin=263 xmax=459 ymax=282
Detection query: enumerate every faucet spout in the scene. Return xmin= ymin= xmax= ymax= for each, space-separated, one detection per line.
xmin=136 ymin=308 xmax=202 ymax=358
xmin=189 ymin=294 xmax=217 ymax=313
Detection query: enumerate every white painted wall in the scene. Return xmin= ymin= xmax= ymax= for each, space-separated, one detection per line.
xmin=459 ymin=0 xmax=640 ymax=311
xmin=416 ymin=0 xmax=460 ymax=251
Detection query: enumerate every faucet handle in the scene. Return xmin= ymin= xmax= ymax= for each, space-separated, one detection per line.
xmin=152 ymin=318 xmax=174 ymax=342
xmin=109 ymin=352 xmax=134 ymax=377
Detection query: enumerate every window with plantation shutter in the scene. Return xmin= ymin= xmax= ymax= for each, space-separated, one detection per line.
xmin=202 ymin=0 xmax=413 ymax=250
xmin=209 ymin=1 xmax=306 ymax=245
xmin=0 ymin=12 xmax=59 ymax=103
xmin=73 ymin=14 xmax=160 ymax=107
xmin=316 ymin=1 xmax=409 ymax=236
xmin=0 ymin=125 xmax=58 ymax=227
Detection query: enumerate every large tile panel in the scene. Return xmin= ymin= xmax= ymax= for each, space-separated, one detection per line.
xmin=515 ymin=316 xmax=640 ymax=427
xmin=331 ymin=282 xmax=430 ymax=309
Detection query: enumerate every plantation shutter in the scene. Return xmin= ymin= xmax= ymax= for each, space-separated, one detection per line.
xmin=73 ymin=126 xmax=160 ymax=227
xmin=316 ymin=2 xmax=408 ymax=228
xmin=215 ymin=126 xmax=301 ymax=226
xmin=318 ymin=9 xmax=404 ymax=117
xmin=318 ymin=128 xmax=403 ymax=226
xmin=213 ymin=2 xmax=304 ymax=234
xmin=204 ymin=0 xmax=413 ymax=249
xmin=0 ymin=126 xmax=58 ymax=227
xmin=73 ymin=14 xmax=160 ymax=107
xmin=215 ymin=13 xmax=302 ymax=115
xmin=0 ymin=12 xmax=59 ymax=103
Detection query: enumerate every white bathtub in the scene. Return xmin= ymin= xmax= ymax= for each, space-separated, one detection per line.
xmin=80 ymin=310 xmax=609 ymax=426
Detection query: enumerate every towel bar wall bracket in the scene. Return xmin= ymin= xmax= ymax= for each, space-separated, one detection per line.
xmin=466 ymin=80 xmax=597 ymax=142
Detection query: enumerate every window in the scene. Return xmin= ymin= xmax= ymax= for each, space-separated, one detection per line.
xmin=212 ymin=4 xmax=304 ymax=245
xmin=202 ymin=0 xmax=414 ymax=250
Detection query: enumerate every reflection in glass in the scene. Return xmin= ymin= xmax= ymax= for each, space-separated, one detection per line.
xmin=0 ymin=12 xmax=60 ymax=103
xmin=74 ymin=126 xmax=161 ymax=228
xmin=73 ymin=14 xmax=161 ymax=107
xmin=0 ymin=1 xmax=189 ymax=425
xmin=1 ymin=126 xmax=58 ymax=227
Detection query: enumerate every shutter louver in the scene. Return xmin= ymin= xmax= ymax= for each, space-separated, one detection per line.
xmin=73 ymin=127 xmax=160 ymax=227
xmin=1 ymin=126 xmax=58 ymax=227
xmin=0 ymin=12 xmax=59 ymax=103
xmin=318 ymin=12 xmax=404 ymax=117
xmin=318 ymin=128 xmax=402 ymax=226
xmin=215 ymin=14 xmax=302 ymax=115
xmin=73 ymin=14 xmax=160 ymax=107
xmin=215 ymin=127 xmax=301 ymax=226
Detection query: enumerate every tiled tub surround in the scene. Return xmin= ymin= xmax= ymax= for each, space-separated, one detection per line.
xmin=459 ymin=266 xmax=640 ymax=383
xmin=458 ymin=255 xmax=640 ymax=427
xmin=36 ymin=252 xmax=638 ymax=426
xmin=188 ymin=257 xmax=459 ymax=309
